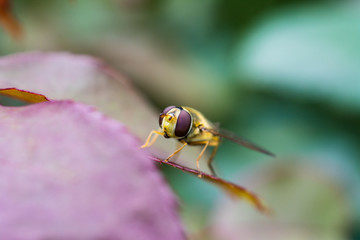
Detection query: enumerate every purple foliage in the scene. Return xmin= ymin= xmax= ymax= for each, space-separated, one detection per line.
xmin=0 ymin=101 xmax=184 ymax=240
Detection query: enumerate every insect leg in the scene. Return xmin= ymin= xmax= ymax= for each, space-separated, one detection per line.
xmin=141 ymin=130 xmax=164 ymax=148
xmin=207 ymin=145 xmax=219 ymax=176
xmin=165 ymin=142 xmax=187 ymax=162
xmin=196 ymin=141 xmax=210 ymax=178
xmin=171 ymin=141 xmax=183 ymax=163
xmin=147 ymin=131 xmax=162 ymax=147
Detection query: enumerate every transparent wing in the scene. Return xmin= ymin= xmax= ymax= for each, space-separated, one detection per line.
xmin=201 ymin=127 xmax=275 ymax=157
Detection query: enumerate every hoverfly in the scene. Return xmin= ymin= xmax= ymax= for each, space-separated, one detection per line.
xmin=141 ymin=106 xmax=274 ymax=176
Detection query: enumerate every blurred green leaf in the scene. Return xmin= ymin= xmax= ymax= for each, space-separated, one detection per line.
xmin=235 ymin=3 xmax=360 ymax=110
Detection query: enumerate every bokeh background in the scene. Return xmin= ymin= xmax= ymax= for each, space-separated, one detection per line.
xmin=1 ymin=0 xmax=360 ymax=239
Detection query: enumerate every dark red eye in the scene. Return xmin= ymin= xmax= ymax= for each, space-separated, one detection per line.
xmin=175 ymin=110 xmax=192 ymax=138
xmin=159 ymin=106 xmax=176 ymax=127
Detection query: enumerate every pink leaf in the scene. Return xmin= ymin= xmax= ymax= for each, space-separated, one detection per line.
xmin=0 ymin=100 xmax=184 ymax=240
xmin=0 ymin=51 xmax=207 ymax=172
xmin=0 ymin=51 xmax=157 ymax=139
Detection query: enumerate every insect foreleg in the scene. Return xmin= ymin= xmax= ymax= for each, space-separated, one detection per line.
xmin=141 ymin=130 xmax=164 ymax=148
xmin=171 ymin=141 xmax=184 ymax=163
xmin=165 ymin=142 xmax=187 ymax=162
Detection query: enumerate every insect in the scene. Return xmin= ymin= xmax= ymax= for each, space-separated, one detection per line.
xmin=141 ymin=106 xmax=274 ymax=177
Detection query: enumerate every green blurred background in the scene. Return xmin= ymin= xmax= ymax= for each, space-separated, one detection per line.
xmin=1 ymin=0 xmax=359 ymax=239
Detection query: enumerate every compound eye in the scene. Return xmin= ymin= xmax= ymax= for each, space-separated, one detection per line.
xmin=159 ymin=105 xmax=176 ymax=127
xmin=175 ymin=110 xmax=191 ymax=138
xmin=161 ymin=106 xmax=176 ymax=115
